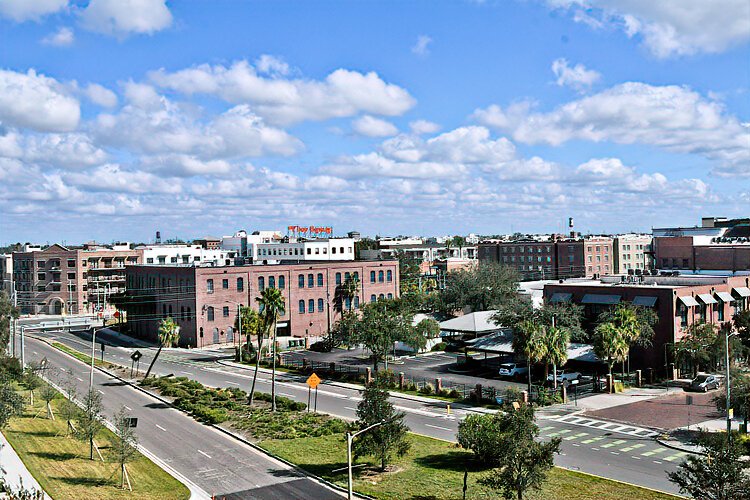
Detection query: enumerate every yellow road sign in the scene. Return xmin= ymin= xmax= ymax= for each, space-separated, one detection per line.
xmin=306 ymin=372 xmax=321 ymax=389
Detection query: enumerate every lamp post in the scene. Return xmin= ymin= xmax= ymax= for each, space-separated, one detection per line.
xmin=724 ymin=325 xmax=739 ymax=436
xmin=347 ymin=420 xmax=387 ymax=500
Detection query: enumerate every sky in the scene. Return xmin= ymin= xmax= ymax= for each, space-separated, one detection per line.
xmin=0 ymin=0 xmax=748 ymax=244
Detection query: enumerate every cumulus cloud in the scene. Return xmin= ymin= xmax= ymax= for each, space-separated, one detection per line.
xmin=84 ymin=83 xmax=118 ymax=107
xmin=473 ymin=82 xmax=750 ymax=175
xmin=409 ymin=120 xmax=441 ymax=135
xmin=148 ymin=60 xmax=416 ymax=125
xmin=0 ymin=0 xmax=67 ymax=22
xmin=64 ymin=164 xmax=181 ymax=193
xmin=0 ymin=69 xmax=80 ymax=132
xmin=80 ymin=0 xmax=172 ymax=37
xmin=411 ymin=35 xmax=433 ymax=56
xmin=351 ymin=115 xmax=398 ymax=137
xmin=551 ymin=58 xmax=601 ymax=91
xmin=41 ymin=26 xmax=75 ymax=47
xmin=255 ymin=55 xmax=290 ymax=76
xmin=547 ymin=0 xmax=750 ymax=58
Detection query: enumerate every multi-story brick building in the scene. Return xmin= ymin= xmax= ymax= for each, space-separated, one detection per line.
xmin=613 ymin=235 xmax=653 ymax=274
xmin=122 ymin=260 xmax=400 ymax=348
xmin=544 ymin=274 xmax=750 ymax=373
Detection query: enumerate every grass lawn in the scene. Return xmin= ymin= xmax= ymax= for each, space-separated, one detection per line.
xmin=51 ymin=342 xmax=112 ymax=369
xmin=3 ymin=391 xmax=189 ymax=500
xmin=259 ymin=433 xmax=680 ymax=500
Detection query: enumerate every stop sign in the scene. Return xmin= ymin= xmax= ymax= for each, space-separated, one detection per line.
xmin=113 ymin=311 xmax=120 ymax=318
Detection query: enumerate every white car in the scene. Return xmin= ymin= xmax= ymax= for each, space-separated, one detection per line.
xmin=498 ymin=362 xmax=528 ymax=380
xmin=547 ymin=370 xmax=581 ymax=383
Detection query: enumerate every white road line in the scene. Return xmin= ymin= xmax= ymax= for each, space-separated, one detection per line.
xmin=197 ymin=449 xmax=211 ymax=459
xmin=344 ymin=407 xmax=357 ymax=411
xmin=76 ymin=377 xmax=84 ymax=382
xmin=33 ymin=351 xmax=38 ymax=355
xmin=653 ymin=460 xmax=662 ymax=464
xmin=97 ymin=389 xmax=105 ymax=395
xmin=224 ymin=381 xmax=240 ymax=386
xmin=279 ymin=392 xmax=295 ymax=397
xmin=155 ymin=424 xmax=167 ymax=432
xmin=180 ymin=371 xmax=191 ymax=375
xmin=425 ymin=424 xmax=452 ymax=432
xmin=124 ymin=406 xmax=132 ymax=411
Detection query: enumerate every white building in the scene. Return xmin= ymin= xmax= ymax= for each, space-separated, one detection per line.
xmin=613 ymin=234 xmax=653 ymax=274
xmin=221 ymin=230 xmax=283 ymax=261
xmin=255 ymin=238 xmax=355 ymax=263
xmin=136 ymin=244 xmax=237 ymax=266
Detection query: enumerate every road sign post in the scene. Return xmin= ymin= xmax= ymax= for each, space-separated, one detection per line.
xmin=130 ymin=350 xmax=142 ymax=378
xmin=306 ymin=373 xmax=321 ymax=413
xmin=100 ymin=342 xmax=105 ymax=362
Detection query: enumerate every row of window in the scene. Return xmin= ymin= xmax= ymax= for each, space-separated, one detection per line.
xmin=677 ymin=300 xmax=746 ymax=327
xmin=662 ymin=258 xmax=690 ymax=268
xmin=501 ymin=246 xmax=552 ymax=254
xmin=206 ymin=269 xmax=395 ymax=293
xmin=586 ymin=245 xmax=610 ymax=253
xmin=259 ymin=245 xmax=353 ymax=257
xmin=502 ymin=256 xmax=551 ymax=263
xmin=587 ymin=254 xmax=610 ymax=262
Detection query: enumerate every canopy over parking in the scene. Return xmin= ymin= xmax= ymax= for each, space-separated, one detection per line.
xmin=439 ymin=310 xmax=502 ymax=339
xmin=464 ymin=330 xmax=601 ymax=364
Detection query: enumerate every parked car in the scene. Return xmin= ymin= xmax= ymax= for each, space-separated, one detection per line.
xmin=688 ymin=374 xmax=720 ymax=392
xmin=498 ymin=362 xmax=528 ymax=380
xmin=546 ymin=370 xmax=582 ymax=384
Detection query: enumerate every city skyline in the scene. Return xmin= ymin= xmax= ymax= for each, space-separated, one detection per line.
xmin=1 ymin=1 xmax=748 ymax=243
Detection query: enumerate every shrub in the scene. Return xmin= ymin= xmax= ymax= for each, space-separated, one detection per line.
xmin=309 ymin=340 xmax=333 ymax=353
xmin=448 ymin=389 xmax=461 ymax=399
xmin=458 ymin=413 xmax=505 ymax=466
xmin=419 ymin=383 xmax=434 ymax=395
xmin=191 ymin=405 xmax=228 ymax=424
xmin=375 ymin=370 xmax=398 ymax=389
xmin=438 ymin=389 xmax=450 ymax=397
xmin=405 ymin=382 xmax=418 ymax=392
xmin=431 ymin=342 xmax=447 ymax=352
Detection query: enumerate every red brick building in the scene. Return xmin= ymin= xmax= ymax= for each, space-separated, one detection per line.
xmin=123 ymin=260 xmax=399 ymax=347
xmin=543 ymin=275 xmax=750 ymax=374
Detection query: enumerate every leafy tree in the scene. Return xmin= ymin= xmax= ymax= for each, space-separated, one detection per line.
xmin=414 ymin=318 xmax=440 ymax=340
xmin=395 ymin=251 xmax=422 ymax=297
xmin=38 ymin=383 xmax=57 ymax=420
xmin=673 ymin=322 xmax=720 ymax=378
xmin=713 ymin=370 xmax=750 ymax=431
xmin=512 ymin=320 xmax=548 ymax=393
xmin=256 ymin=287 xmax=285 ymax=411
xmin=668 ymin=432 xmax=750 ymax=500
xmin=457 ymin=413 xmax=506 ymax=466
xmin=438 ymin=262 xmax=520 ymax=314
xmin=593 ymin=322 xmax=629 ymax=390
xmin=477 ymin=405 xmax=561 ymax=500
xmin=353 ymin=378 xmax=410 ymax=471
xmin=75 ymin=389 xmax=104 ymax=460
xmin=143 ymin=317 xmax=180 ymax=379
xmin=21 ymin=365 xmax=42 ymax=406
xmin=111 ymin=406 xmax=139 ymax=490
xmin=235 ymin=306 xmax=262 ymax=355
xmin=734 ymin=309 xmax=750 ymax=358
xmin=541 ymin=325 xmax=569 ymax=390
xmin=452 ymin=235 xmax=467 ymax=258
xmin=0 ymin=384 xmax=23 ymax=429
xmin=58 ymin=370 xmax=79 ymax=436
xmin=598 ymin=303 xmax=657 ymax=376
xmin=354 ymin=237 xmax=378 ymax=259
xmin=329 ymin=310 xmax=359 ymax=349
xmin=338 ymin=275 xmax=360 ymax=313
xmin=0 ymin=291 xmax=19 ymax=352
xmin=244 ymin=306 xmax=268 ymax=406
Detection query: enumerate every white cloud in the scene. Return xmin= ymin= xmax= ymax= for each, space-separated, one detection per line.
xmin=64 ymin=164 xmax=181 ymax=193
xmin=548 ymin=0 xmax=750 ymax=58
xmin=22 ymin=133 xmax=108 ymax=167
xmin=473 ymin=82 xmax=750 ymax=175
xmin=409 ymin=120 xmax=441 ymax=135
xmin=140 ymin=155 xmax=234 ymax=177
xmin=255 ymin=55 xmax=290 ymax=76
xmin=551 ymin=58 xmax=601 ymax=92
xmin=0 ymin=0 xmax=67 ymax=22
xmin=41 ymin=27 xmax=75 ymax=47
xmin=149 ymin=60 xmax=416 ymax=125
xmin=84 ymin=83 xmax=118 ymax=107
xmin=351 ymin=115 xmax=398 ymax=137
xmin=411 ymin=35 xmax=433 ymax=56
xmin=0 ymin=69 xmax=80 ymax=132
xmin=80 ymin=0 xmax=172 ymax=37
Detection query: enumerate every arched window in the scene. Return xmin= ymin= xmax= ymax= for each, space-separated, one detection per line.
xmin=370 ymin=271 xmax=376 ymax=283
xmin=378 ymin=271 xmax=384 ymax=283
xmin=379 ymin=294 xmax=385 ymax=300
xmin=345 ymin=297 xmax=351 ymax=310
xmin=345 ymin=272 xmax=350 ymax=281
xmin=387 ymin=293 xmax=393 ymax=299
xmin=258 ymin=276 xmax=265 ymax=291
xmin=299 ymin=300 xmax=305 ymax=313
xmin=354 ymin=296 xmax=360 ymax=309
xmin=308 ymin=299 xmax=315 ymax=313
xmin=298 ymin=274 xmax=305 ymax=288
xmin=353 ymin=272 xmax=359 ymax=281
xmin=237 ymin=277 xmax=244 ymax=291
xmin=370 ymin=294 xmax=376 ymax=303
xmin=335 ymin=272 xmax=342 ymax=285
xmin=318 ymin=298 xmax=324 ymax=312
xmin=386 ymin=270 xmax=392 ymax=282
xmin=279 ymin=275 xmax=285 ymax=289
xmin=269 ymin=276 xmax=275 ymax=289
xmin=207 ymin=306 xmax=215 ymax=321
xmin=308 ymin=273 xmax=314 ymax=287
xmin=317 ymin=273 xmax=323 ymax=287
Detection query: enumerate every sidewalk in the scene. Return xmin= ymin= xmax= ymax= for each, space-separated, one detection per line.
xmin=0 ymin=431 xmax=48 ymax=498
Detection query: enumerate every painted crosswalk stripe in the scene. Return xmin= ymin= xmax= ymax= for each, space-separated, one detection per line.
xmin=601 ymin=439 xmax=627 ymax=449
xmin=539 ymin=426 xmax=556 ymax=432
xmin=620 ymin=443 xmax=646 ymax=452
xmin=641 ymin=447 xmax=668 ymax=457
xmin=581 ymin=436 xmax=605 ymax=445
xmin=564 ymin=432 xmax=589 ymax=441
xmin=663 ymin=452 xmax=688 ymax=462
xmin=547 ymin=429 xmax=572 ymax=437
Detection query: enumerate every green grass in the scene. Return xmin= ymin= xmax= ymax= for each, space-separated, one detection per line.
xmin=4 ymin=390 xmax=190 ymax=500
xmin=51 ymin=342 xmax=113 ymax=369
xmin=259 ymin=433 xmax=680 ymax=500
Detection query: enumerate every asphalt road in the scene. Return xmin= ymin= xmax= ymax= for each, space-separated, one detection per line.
xmin=37 ymin=330 xmax=686 ymax=495
xmin=19 ymin=335 xmax=343 ymax=500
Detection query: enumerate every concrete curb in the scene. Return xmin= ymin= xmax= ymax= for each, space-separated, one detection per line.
xmin=0 ymin=430 xmax=49 ymax=499
xmin=38 ymin=335 xmax=366 ymax=500
xmin=655 ymin=437 xmax=705 ymax=456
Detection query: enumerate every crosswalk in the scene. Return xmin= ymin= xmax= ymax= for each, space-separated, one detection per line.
xmin=545 ymin=414 xmax=659 ymax=438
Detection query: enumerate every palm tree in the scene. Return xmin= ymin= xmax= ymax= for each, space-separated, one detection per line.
xmin=444 ymin=238 xmax=453 ymax=259
xmin=238 ymin=306 xmax=265 ymax=406
xmin=593 ymin=322 xmax=628 ymax=392
xmin=256 ymin=287 xmax=285 ymax=411
xmin=513 ymin=319 xmax=548 ymax=394
xmin=452 ymin=235 xmax=466 ymax=259
xmin=342 ymin=275 xmax=360 ymax=312
xmin=143 ymin=317 xmax=180 ymax=379
xmin=542 ymin=324 xmax=570 ymax=390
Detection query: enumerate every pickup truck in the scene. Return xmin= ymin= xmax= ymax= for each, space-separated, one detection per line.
xmin=546 ymin=370 xmax=582 ymax=384
xmin=498 ymin=363 xmax=528 ymax=380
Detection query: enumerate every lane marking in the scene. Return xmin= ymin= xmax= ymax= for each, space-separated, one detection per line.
xmin=97 ymin=390 xmax=105 ymax=395
xmin=124 ymin=406 xmax=132 ymax=411
xmin=641 ymin=448 xmax=668 ymax=457
xmin=76 ymin=377 xmax=84 ymax=382
xmin=663 ymin=452 xmax=688 ymax=462
xmin=425 ymin=424 xmax=452 ymax=432
xmin=580 ymin=436 xmax=605 ymax=445
xmin=601 ymin=439 xmax=627 ymax=449
xmin=539 ymin=426 xmax=556 ymax=432
xmin=180 ymin=371 xmax=191 ymax=375
xmin=197 ymin=450 xmax=211 ymax=459
xmin=653 ymin=460 xmax=663 ymax=464
xmin=224 ymin=381 xmax=240 ymax=386
xmin=155 ymin=424 xmax=167 ymax=432
xmin=620 ymin=443 xmax=646 ymax=452
xmin=344 ymin=407 xmax=357 ymax=411
xmin=564 ymin=432 xmax=589 ymax=441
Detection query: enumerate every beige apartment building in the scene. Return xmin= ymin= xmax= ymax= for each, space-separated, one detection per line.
xmin=613 ymin=235 xmax=653 ymax=274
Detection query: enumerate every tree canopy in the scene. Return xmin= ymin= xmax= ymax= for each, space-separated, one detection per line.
xmin=673 ymin=322 xmax=720 ymax=377
xmin=437 ymin=262 xmax=520 ymax=314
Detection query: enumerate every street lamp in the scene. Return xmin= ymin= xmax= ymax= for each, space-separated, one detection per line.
xmin=90 ymin=326 xmax=107 ymax=391
xmin=723 ymin=325 xmax=740 ymax=436
xmin=224 ymin=301 xmax=244 ymax=350
xmin=346 ymin=420 xmax=387 ymax=500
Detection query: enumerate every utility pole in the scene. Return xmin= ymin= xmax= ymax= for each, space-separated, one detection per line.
xmin=725 ymin=326 xmax=738 ymax=436
xmin=20 ymin=326 xmax=25 ymax=368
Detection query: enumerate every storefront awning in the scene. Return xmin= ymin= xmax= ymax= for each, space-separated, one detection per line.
xmin=581 ymin=294 xmax=621 ymax=305
xmin=715 ymin=291 xmax=735 ymax=303
xmin=732 ymin=287 xmax=750 ymax=298
xmin=549 ymin=292 xmax=573 ymax=303
xmin=697 ymin=293 xmax=718 ymax=305
xmin=678 ymin=295 xmax=699 ymax=307
xmin=632 ymin=296 xmax=657 ymax=307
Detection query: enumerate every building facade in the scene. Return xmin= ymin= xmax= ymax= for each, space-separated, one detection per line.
xmin=123 ymin=260 xmax=400 ymax=348
xmin=613 ymin=235 xmax=653 ymax=274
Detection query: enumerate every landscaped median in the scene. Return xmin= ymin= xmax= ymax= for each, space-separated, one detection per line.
xmin=3 ymin=384 xmax=189 ymax=500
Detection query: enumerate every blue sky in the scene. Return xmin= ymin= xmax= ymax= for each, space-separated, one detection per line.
xmin=0 ymin=0 xmax=748 ymax=244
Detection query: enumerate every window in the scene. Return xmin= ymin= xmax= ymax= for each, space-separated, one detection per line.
xmin=237 ymin=278 xmax=244 ymax=291
xmin=387 ymin=293 xmax=393 ymax=299
xmin=341 ymin=247 xmax=345 ymax=254
xmin=386 ymin=270 xmax=392 ymax=282
xmin=345 ymin=297 xmax=351 ymax=310
xmin=207 ymin=307 xmax=215 ymax=321
xmin=269 ymin=276 xmax=275 ymax=288
xmin=307 ymin=248 xmax=312 ymax=255
xmin=317 ymin=273 xmax=323 ymax=287
xmin=258 ymin=276 xmax=265 ymax=291
xmin=298 ymin=274 xmax=305 ymax=288
xmin=318 ymin=298 xmax=324 ymax=312
xmin=308 ymin=299 xmax=315 ymax=313
xmin=353 ymin=272 xmax=359 ymax=281
xmin=370 ymin=271 xmax=376 ymax=283
xmin=332 ymin=247 xmax=337 ymax=254
xmin=67 ymin=259 xmax=75 ymax=267
xmin=147 ymin=258 xmax=154 ymax=264
xmin=370 ymin=294 xmax=376 ymax=303
xmin=336 ymin=272 xmax=342 ymax=285
xmin=299 ymin=300 xmax=305 ymax=313
xmin=37 ymin=273 xmax=45 ymax=280
xmin=379 ymin=294 xmax=385 ymax=300
xmin=279 ymin=276 xmax=285 ymax=289
xmin=171 ymin=257 xmax=178 ymax=263
xmin=378 ymin=271 xmax=384 ymax=283
xmin=354 ymin=296 xmax=360 ymax=309
xmin=67 ymin=272 xmax=75 ymax=279
xmin=315 ymin=248 xmax=320 ymax=255
xmin=207 ymin=279 xmax=214 ymax=293
xmin=223 ymin=306 xmax=230 ymax=317
xmin=222 ymin=279 xmax=229 ymax=289
xmin=716 ymin=303 xmax=724 ymax=322
xmin=682 ymin=258 xmax=689 ymax=268
xmin=37 ymin=260 xmax=46 ymax=268
xmin=308 ymin=273 xmax=314 ymax=287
